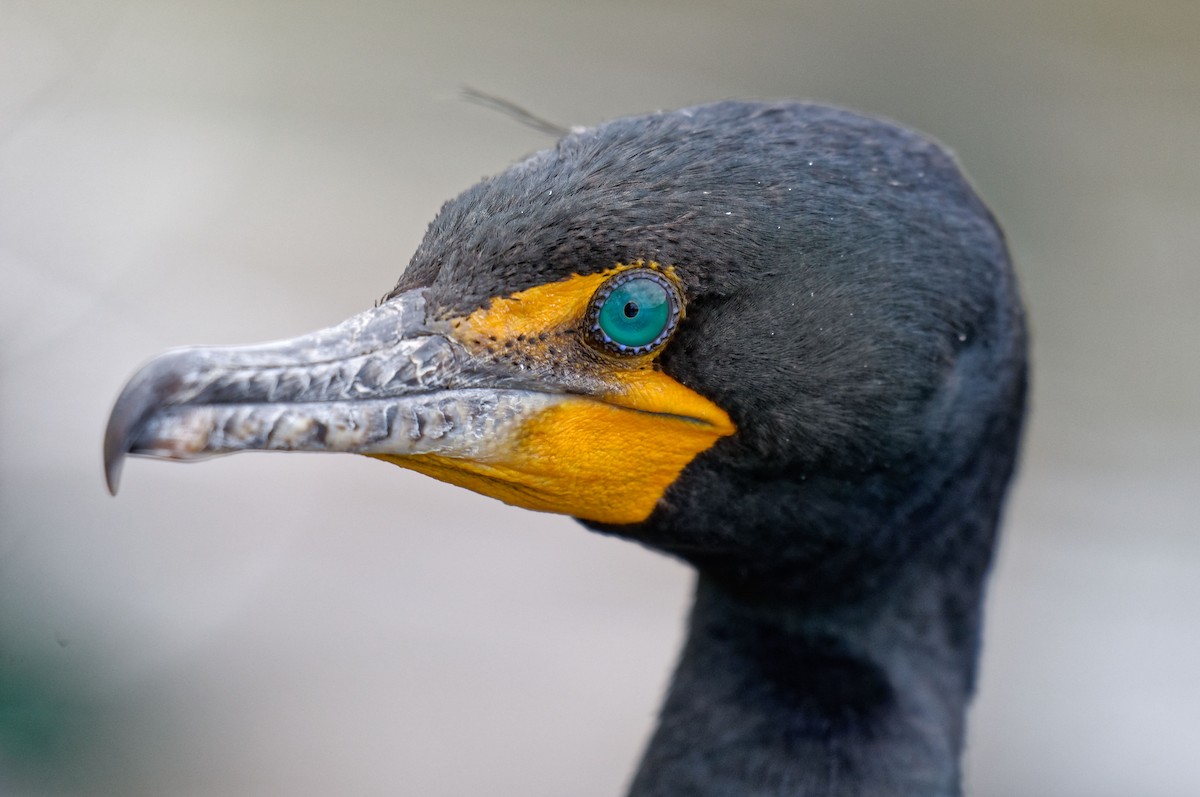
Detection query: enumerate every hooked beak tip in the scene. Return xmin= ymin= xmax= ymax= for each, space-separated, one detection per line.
xmin=104 ymin=456 xmax=122 ymax=496
xmin=103 ymin=350 xmax=190 ymax=497
xmin=104 ymin=408 xmax=131 ymax=495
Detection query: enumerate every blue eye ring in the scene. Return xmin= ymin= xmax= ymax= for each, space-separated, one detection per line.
xmin=588 ymin=268 xmax=682 ymax=355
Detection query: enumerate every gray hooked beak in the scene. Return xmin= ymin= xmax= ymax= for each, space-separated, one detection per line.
xmin=103 ymin=289 xmax=554 ymax=494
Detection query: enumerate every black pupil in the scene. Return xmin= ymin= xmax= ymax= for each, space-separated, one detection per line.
xmin=623 ymin=301 xmax=639 ymax=318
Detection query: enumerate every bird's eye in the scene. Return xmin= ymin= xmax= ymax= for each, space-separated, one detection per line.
xmin=589 ymin=269 xmax=681 ymax=354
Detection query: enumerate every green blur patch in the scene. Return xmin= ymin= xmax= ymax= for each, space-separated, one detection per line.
xmin=0 ymin=654 xmax=87 ymax=784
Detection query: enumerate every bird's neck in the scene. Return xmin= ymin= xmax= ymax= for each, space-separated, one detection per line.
xmin=628 ymin=564 xmax=983 ymax=797
xmin=621 ymin=357 xmax=1024 ymax=797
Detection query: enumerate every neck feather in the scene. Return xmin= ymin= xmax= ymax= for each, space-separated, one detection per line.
xmin=621 ymin=354 xmax=1025 ymax=797
xmin=627 ymin=564 xmax=980 ymax=797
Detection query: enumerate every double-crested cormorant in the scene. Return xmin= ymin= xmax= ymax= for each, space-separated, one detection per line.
xmin=104 ymin=101 xmax=1026 ymax=796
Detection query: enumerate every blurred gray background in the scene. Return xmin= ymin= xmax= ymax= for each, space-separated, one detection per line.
xmin=2 ymin=1 xmax=1198 ymax=795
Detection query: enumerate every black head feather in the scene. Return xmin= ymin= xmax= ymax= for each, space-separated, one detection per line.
xmin=392 ymin=100 xmax=1025 ymax=604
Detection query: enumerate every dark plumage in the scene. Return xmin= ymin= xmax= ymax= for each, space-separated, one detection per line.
xmin=106 ymin=100 xmax=1026 ymax=796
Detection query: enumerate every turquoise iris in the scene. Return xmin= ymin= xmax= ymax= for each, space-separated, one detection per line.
xmin=597 ymin=275 xmax=673 ymax=350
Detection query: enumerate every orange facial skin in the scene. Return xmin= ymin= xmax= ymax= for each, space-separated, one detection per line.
xmin=376 ymin=264 xmax=735 ymax=525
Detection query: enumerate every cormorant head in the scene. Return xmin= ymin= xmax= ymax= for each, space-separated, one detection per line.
xmin=106 ymin=101 xmax=1026 ymax=597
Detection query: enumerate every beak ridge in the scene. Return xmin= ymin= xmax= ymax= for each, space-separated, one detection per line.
xmin=103 ymin=289 xmax=462 ymax=494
